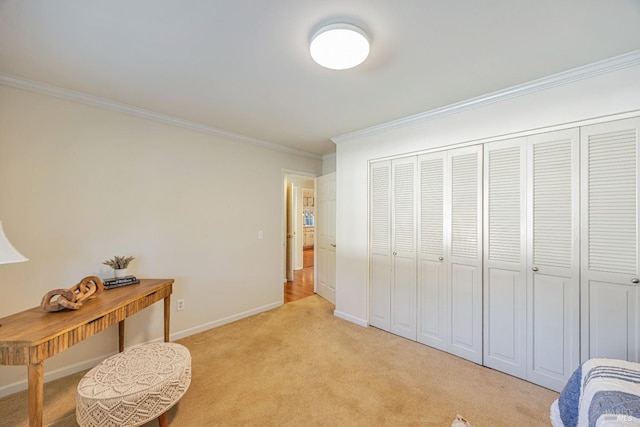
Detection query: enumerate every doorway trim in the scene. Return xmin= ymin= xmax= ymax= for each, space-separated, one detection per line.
xmin=281 ymin=169 xmax=318 ymax=291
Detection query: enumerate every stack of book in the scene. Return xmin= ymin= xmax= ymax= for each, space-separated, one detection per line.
xmin=104 ymin=275 xmax=140 ymax=289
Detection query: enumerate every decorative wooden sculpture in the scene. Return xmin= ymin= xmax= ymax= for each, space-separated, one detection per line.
xmin=40 ymin=276 xmax=104 ymax=312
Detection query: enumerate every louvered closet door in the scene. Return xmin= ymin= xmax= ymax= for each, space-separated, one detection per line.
xmin=391 ymin=157 xmax=418 ymax=340
xmin=448 ymin=146 xmax=483 ymax=364
xmin=417 ymin=151 xmax=447 ymax=350
xmin=526 ymin=130 xmax=579 ymax=392
xmin=581 ymin=118 xmax=640 ymax=362
xmin=483 ymin=139 xmax=527 ymax=379
xmin=369 ymin=160 xmax=392 ymax=331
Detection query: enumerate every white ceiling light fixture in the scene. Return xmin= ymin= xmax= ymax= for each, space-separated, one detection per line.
xmin=310 ymin=23 xmax=370 ymax=70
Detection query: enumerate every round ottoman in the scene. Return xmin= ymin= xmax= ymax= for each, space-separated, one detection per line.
xmin=76 ymin=342 xmax=191 ymax=427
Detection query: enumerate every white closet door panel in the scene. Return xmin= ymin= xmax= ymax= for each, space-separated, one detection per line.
xmin=529 ymin=273 xmax=575 ymax=390
xmin=589 ymin=281 xmax=639 ymax=361
xmin=530 ymin=138 xmax=574 ymax=269
xmin=417 ymin=259 xmax=446 ymax=348
xmin=449 ymin=263 xmax=482 ymax=363
xmin=370 ymin=161 xmax=391 ymax=256
xmin=419 ymin=154 xmax=444 ymax=258
xmin=586 ymin=132 xmax=637 ymax=275
xmin=587 ymin=135 xmax=637 ymax=274
xmin=531 ymin=274 xmax=565 ymax=374
xmin=485 ymin=267 xmax=525 ymax=377
xmin=581 ymin=118 xmax=640 ymax=362
xmin=487 ymin=144 xmax=523 ymax=265
xmin=451 ymin=265 xmax=475 ymax=347
xmin=392 ymin=255 xmax=417 ymax=339
xmin=369 ymin=253 xmax=390 ymax=330
xmin=369 ymin=161 xmax=391 ymax=330
xmin=484 ymin=139 xmax=526 ymax=379
xmin=448 ymin=146 xmax=483 ymax=363
xmin=417 ymin=152 xmax=447 ymax=348
xmin=451 ymin=151 xmax=480 ymax=260
xmin=527 ymin=130 xmax=579 ymax=392
xmin=391 ymin=157 xmax=417 ymax=340
xmin=392 ymin=158 xmax=417 ymax=256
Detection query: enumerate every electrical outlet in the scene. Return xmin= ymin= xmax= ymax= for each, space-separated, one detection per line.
xmin=177 ymin=299 xmax=185 ymax=311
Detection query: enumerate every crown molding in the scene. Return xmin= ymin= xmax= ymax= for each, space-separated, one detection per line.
xmin=332 ymin=49 xmax=640 ymax=144
xmin=0 ymin=74 xmax=322 ymax=160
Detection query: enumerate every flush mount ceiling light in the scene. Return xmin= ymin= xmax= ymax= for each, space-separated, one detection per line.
xmin=310 ymin=23 xmax=370 ymax=70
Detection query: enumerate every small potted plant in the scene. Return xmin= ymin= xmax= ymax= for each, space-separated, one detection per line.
xmin=103 ymin=255 xmax=135 ymax=278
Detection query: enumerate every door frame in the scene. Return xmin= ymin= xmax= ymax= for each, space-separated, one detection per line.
xmin=281 ymin=170 xmax=318 ymax=288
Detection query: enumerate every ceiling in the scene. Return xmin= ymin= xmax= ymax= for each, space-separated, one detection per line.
xmin=1 ymin=1 xmax=639 ymax=157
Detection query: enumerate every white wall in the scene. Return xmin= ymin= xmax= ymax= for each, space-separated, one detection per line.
xmin=322 ymin=153 xmax=336 ymax=174
xmin=0 ymin=85 xmax=321 ymax=394
xmin=334 ymin=64 xmax=640 ymax=325
xmin=286 ymin=175 xmax=315 ymax=190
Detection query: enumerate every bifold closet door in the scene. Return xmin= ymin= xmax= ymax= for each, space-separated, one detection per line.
xmin=484 ymin=131 xmax=579 ymax=390
xmin=369 ymin=160 xmax=392 ymax=331
xmin=390 ymin=157 xmax=417 ymax=340
xmin=526 ymin=130 xmax=579 ymax=392
xmin=417 ymin=146 xmax=482 ymax=363
xmin=483 ymin=139 xmax=527 ymax=379
xmin=448 ymin=146 xmax=483 ymax=363
xmin=369 ymin=157 xmax=417 ymax=339
xmin=581 ymin=117 xmax=640 ymax=363
xmin=417 ymin=151 xmax=447 ymax=350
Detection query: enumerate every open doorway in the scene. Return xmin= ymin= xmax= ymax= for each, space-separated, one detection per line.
xmin=283 ymin=173 xmax=316 ymax=303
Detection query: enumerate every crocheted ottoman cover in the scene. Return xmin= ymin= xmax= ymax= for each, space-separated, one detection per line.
xmin=76 ymin=343 xmax=191 ymax=427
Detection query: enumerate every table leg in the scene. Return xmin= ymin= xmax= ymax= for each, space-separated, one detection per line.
xmin=158 ymin=411 xmax=169 ymax=427
xmin=164 ymin=295 xmax=170 ymax=342
xmin=28 ymin=362 xmax=44 ymax=427
xmin=119 ymin=320 xmax=125 ymax=352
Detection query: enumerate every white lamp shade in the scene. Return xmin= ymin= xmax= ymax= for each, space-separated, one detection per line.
xmin=310 ymin=23 xmax=370 ymax=70
xmin=0 ymin=221 xmax=28 ymax=264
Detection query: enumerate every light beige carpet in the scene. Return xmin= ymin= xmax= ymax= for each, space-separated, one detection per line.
xmin=0 ymin=295 xmax=557 ymax=426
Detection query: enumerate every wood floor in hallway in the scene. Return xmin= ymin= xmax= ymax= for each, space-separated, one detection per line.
xmin=284 ymin=248 xmax=314 ymax=303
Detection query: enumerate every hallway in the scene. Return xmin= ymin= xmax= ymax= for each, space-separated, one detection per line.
xmin=284 ymin=248 xmax=314 ymax=303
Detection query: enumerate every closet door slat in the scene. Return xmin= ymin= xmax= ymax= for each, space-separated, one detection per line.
xmin=369 ymin=160 xmax=392 ymax=331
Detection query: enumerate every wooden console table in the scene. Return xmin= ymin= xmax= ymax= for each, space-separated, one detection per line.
xmin=0 ymin=278 xmax=174 ymax=427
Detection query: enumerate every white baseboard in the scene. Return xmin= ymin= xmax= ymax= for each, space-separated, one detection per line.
xmin=0 ymin=300 xmax=283 ymax=399
xmin=334 ymin=310 xmax=368 ymax=327
xmin=170 ymin=300 xmax=283 ymax=341
xmin=0 ymin=352 xmax=116 ymax=399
